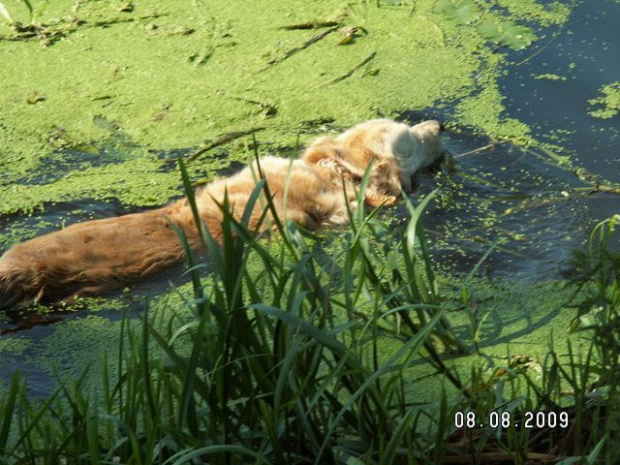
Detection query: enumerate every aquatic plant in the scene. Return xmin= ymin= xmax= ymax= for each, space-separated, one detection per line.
xmin=588 ymin=82 xmax=620 ymax=120
xmin=0 ymin=166 xmax=617 ymax=463
xmin=434 ymin=0 xmax=536 ymax=50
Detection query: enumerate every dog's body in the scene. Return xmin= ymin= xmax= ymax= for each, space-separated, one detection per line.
xmin=0 ymin=119 xmax=443 ymax=309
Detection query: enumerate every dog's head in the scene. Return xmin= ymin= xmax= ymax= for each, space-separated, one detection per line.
xmin=302 ymin=119 xmax=445 ymax=200
xmin=391 ymin=120 xmax=444 ymax=194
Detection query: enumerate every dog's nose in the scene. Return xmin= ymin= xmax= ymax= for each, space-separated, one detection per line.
xmin=439 ymin=122 xmax=445 ymax=132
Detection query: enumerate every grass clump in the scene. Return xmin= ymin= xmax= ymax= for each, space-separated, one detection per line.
xmin=0 ymin=163 xmax=619 ymax=463
xmin=0 ymin=159 xmax=467 ymax=464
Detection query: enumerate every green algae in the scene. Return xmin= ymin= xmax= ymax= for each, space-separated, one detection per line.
xmin=495 ymin=0 xmax=572 ymax=27
xmin=533 ymin=73 xmax=567 ymax=81
xmin=455 ymin=79 xmax=532 ymax=144
xmin=0 ymin=0 xmax=581 ymax=397
xmin=24 ymin=283 xmax=195 ymax=393
xmin=0 ymin=0 xmax=572 ymax=220
xmin=27 ymin=314 xmax=123 ymax=389
xmin=433 ymin=0 xmax=570 ymax=51
xmin=588 ymin=81 xmax=620 ymax=120
xmin=0 ymin=336 xmax=29 ymax=357
xmin=1 ymin=156 xmax=182 ymax=215
xmin=366 ymin=276 xmax=581 ymax=405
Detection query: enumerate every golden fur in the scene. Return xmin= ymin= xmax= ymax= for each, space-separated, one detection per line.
xmin=0 ymin=119 xmax=443 ymax=309
xmin=302 ymin=119 xmax=443 ymax=204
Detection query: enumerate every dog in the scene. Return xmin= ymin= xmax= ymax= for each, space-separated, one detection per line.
xmin=0 ymin=119 xmax=444 ymax=309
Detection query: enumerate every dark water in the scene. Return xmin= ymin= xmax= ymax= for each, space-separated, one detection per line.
xmin=414 ymin=132 xmax=593 ymax=279
xmin=1 ymin=0 xmax=620 ymax=394
xmin=411 ymin=0 xmax=620 ymax=278
xmin=499 ymin=0 xmax=620 ymax=249
xmin=500 ymin=0 xmax=620 ymax=186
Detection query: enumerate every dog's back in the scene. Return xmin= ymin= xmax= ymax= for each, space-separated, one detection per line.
xmin=0 ymin=208 xmax=196 ymax=307
xmin=0 ymin=156 xmax=357 ymax=308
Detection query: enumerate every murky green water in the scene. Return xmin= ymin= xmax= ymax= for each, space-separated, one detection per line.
xmin=413 ymin=0 xmax=620 ymax=276
xmin=1 ymin=0 xmax=619 ymax=396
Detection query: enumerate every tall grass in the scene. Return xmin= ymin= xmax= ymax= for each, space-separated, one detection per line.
xmin=563 ymin=214 xmax=620 ymax=462
xmin=0 ymin=161 xmax=618 ymax=463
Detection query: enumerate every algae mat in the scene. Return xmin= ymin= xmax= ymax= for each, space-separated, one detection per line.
xmin=1 ymin=0 xmax=569 ymax=213
xmin=0 ymin=0 xmax=583 ymax=393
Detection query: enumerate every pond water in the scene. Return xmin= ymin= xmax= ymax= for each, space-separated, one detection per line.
xmin=500 ymin=0 xmax=620 ymax=187
xmin=415 ymin=131 xmax=594 ymax=279
xmin=1 ymin=0 xmax=619 ymax=396
xmin=414 ymin=0 xmax=619 ymax=277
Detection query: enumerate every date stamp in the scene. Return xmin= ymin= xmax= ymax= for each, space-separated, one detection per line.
xmin=454 ymin=410 xmax=570 ymax=429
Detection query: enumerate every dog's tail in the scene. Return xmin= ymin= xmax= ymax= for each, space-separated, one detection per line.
xmin=0 ymin=205 xmax=211 ymax=310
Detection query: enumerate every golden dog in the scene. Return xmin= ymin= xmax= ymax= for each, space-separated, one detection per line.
xmin=0 ymin=119 xmax=443 ymax=308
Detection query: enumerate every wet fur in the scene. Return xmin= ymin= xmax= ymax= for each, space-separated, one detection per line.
xmin=302 ymin=119 xmax=443 ymax=205
xmin=0 ymin=119 xmax=443 ymax=309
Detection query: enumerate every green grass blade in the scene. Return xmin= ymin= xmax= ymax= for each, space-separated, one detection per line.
xmin=169 ymin=444 xmax=271 ymax=465
xmin=0 ymin=372 xmax=20 ymax=454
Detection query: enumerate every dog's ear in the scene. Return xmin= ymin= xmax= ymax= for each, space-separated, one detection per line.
xmin=302 ymin=137 xmax=340 ymax=165
xmin=370 ymin=159 xmax=403 ymax=195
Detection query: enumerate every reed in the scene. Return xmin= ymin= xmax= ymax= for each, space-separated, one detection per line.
xmin=0 ymin=163 xmax=617 ymax=463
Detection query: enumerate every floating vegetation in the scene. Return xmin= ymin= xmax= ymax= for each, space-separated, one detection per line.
xmin=434 ymin=0 xmax=536 ymax=50
xmin=477 ymin=19 xmax=535 ymax=50
xmin=327 ymin=50 xmax=376 ymax=85
xmin=588 ymin=81 xmax=620 ymax=120
xmin=279 ymin=20 xmax=341 ymax=30
xmin=434 ymin=0 xmax=482 ymax=24
xmin=0 ymin=12 xmax=163 ymax=46
xmin=533 ymin=73 xmax=567 ymax=81
xmin=264 ymin=26 xmax=338 ymax=66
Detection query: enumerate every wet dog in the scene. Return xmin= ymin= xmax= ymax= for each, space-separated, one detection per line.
xmin=0 ymin=119 xmax=443 ymax=308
